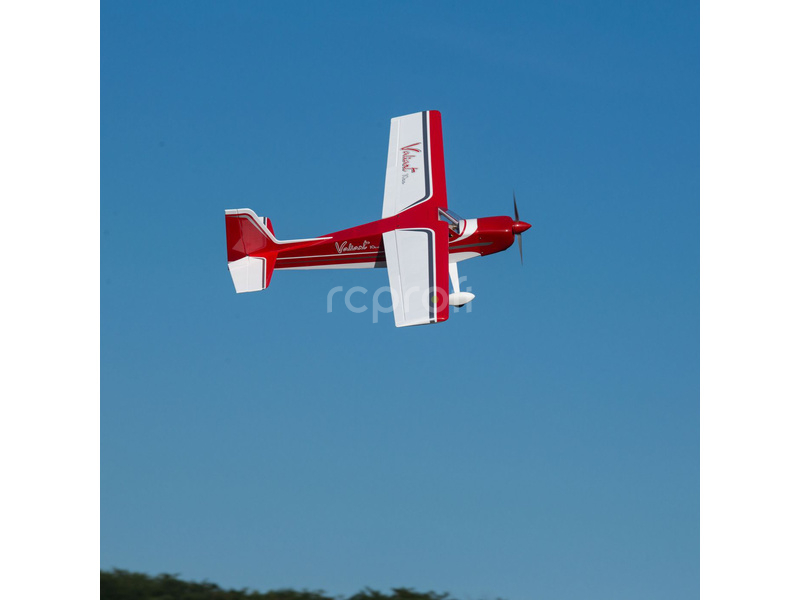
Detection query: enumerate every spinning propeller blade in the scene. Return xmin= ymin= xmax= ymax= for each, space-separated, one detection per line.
xmin=511 ymin=191 xmax=530 ymax=266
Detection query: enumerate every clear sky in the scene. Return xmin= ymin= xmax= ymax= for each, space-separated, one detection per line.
xmin=101 ymin=2 xmax=698 ymax=599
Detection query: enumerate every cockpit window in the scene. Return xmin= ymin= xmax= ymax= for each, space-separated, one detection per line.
xmin=439 ymin=208 xmax=465 ymax=235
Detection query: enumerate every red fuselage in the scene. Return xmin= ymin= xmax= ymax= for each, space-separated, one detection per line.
xmin=273 ymin=215 xmax=528 ymax=270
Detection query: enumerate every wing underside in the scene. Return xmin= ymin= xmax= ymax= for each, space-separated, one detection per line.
xmin=383 ymin=225 xmax=449 ymax=327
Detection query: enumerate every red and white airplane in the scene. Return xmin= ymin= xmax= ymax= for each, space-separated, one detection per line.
xmin=225 ymin=110 xmax=531 ymax=327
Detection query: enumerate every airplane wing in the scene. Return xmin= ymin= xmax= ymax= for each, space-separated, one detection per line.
xmin=382 ymin=224 xmax=450 ymax=327
xmin=381 ymin=110 xmax=450 ymax=327
xmin=382 ymin=111 xmax=448 ymax=218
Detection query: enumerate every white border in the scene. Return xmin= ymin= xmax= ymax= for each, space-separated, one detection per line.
xmin=702 ymin=2 xmax=800 ymax=598
xmin=1 ymin=2 xmax=99 ymax=598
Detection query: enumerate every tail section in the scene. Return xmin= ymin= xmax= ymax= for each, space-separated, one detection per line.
xmin=225 ymin=209 xmax=278 ymax=293
xmin=227 ymin=255 xmax=276 ymax=293
xmin=225 ymin=208 xmax=329 ymax=294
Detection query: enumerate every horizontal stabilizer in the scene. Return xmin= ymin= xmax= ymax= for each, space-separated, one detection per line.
xmin=228 ymin=255 xmax=276 ymax=293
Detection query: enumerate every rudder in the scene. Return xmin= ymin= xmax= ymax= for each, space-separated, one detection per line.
xmin=225 ymin=209 xmax=278 ymax=293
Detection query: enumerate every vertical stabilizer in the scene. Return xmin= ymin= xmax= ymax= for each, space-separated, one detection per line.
xmin=225 ymin=209 xmax=278 ymax=293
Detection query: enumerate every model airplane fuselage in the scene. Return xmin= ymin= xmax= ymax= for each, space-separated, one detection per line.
xmin=226 ymin=111 xmax=531 ymax=327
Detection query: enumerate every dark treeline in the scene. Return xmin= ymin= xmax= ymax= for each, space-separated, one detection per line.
xmin=100 ymin=570 xmax=495 ymax=600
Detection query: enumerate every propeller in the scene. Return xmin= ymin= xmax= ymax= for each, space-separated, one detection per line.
xmin=511 ymin=191 xmax=531 ymax=265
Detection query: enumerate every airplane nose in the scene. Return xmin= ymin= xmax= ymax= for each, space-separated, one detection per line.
xmin=512 ymin=220 xmax=531 ymax=235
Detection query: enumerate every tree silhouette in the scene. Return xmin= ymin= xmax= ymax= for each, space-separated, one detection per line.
xmin=100 ymin=570 xmax=496 ymax=600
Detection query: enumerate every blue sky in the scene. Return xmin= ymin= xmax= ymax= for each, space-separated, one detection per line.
xmin=101 ymin=2 xmax=698 ymax=599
